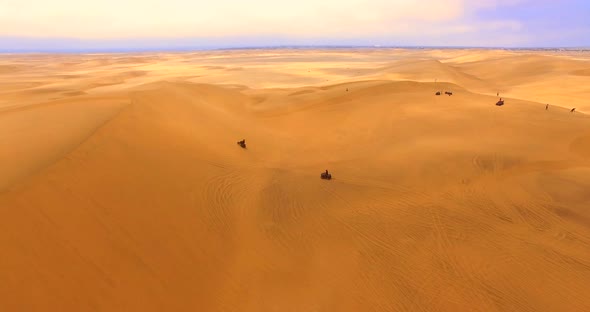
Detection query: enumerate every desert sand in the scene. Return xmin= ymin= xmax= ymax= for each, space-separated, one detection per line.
xmin=1 ymin=48 xmax=590 ymax=311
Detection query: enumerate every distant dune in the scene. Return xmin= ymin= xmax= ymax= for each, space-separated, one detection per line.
xmin=1 ymin=49 xmax=590 ymax=311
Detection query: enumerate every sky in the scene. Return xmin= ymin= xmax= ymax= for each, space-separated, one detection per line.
xmin=0 ymin=0 xmax=589 ymax=52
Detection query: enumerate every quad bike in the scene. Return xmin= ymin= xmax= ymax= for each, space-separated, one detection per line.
xmin=321 ymin=172 xmax=332 ymax=180
xmin=237 ymin=140 xmax=246 ymax=148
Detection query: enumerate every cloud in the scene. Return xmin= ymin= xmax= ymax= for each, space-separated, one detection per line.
xmin=2 ymin=0 xmax=584 ymax=48
xmin=0 ymin=0 xmax=506 ymax=38
xmin=470 ymin=0 xmax=530 ymax=9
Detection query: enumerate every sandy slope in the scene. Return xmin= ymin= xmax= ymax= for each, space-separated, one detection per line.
xmin=1 ymin=49 xmax=590 ymax=311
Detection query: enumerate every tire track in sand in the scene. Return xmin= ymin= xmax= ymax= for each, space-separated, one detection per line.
xmin=428 ymin=203 xmax=499 ymax=310
xmin=316 ymin=179 xmax=423 ymax=311
xmin=197 ymin=169 xmax=251 ymax=235
xmin=254 ymin=171 xmax=336 ymax=254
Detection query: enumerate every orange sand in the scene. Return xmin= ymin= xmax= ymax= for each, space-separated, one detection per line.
xmin=1 ymin=49 xmax=590 ymax=311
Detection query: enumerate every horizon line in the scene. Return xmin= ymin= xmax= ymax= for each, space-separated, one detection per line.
xmin=1 ymin=44 xmax=590 ymax=54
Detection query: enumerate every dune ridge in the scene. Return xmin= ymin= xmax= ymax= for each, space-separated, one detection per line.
xmin=1 ymin=49 xmax=590 ymax=311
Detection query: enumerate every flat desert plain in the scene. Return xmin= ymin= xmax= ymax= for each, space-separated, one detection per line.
xmin=1 ymin=49 xmax=590 ymax=311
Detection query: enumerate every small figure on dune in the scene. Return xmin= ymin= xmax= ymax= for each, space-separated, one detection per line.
xmin=497 ymin=92 xmax=499 ymax=96
xmin=346 ymin=88 xmax=349 ymax=92
xmin=546 ymin=104 xmax=549 ymax=110
xmin=571 ymin=108 xmax=576 ymax=113
xmin=496 ymin=98 xmax=504 ymax=106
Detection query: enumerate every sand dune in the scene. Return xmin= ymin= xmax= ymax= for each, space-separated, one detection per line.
xmin=1 ymin=49 xmax=590 ymax=311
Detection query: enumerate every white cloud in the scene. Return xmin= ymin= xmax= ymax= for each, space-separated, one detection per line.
xmin=0 ymin=0 xmax=517 ymax=38
xmin=471 ymin=0 xmax=534 ymax=9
